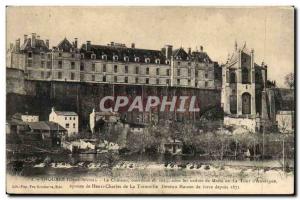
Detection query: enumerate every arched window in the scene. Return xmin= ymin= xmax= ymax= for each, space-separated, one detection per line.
xmin=242 ymin=68 xmax=250 ymax=84
xmin=230 ymin=72 xmax=236 ymax=83
xmin=242 ymin=92 xmax=251 ymax=114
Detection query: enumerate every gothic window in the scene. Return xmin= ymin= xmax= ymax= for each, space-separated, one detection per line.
xmin=242 ymin=92 xmax=251 ymax=114
xmin=242 ymin=68 xmax=250 ymax=84
xmin=230 ymin=95 xmax=237 ymax=114
xmin=229 ymin=71 xmax=236 ymax=83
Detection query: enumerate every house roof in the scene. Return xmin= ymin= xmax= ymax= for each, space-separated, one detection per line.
xmin=27 ymin=121 xmax=66 ymax=131
xmin=20 ymin=38 xmax=50 ymax=53
xmin=57 ymin=38 xmax=74 ymax=52
xmin=54 ymin=111 xmax=78 ymax=116
xmin=80 ymin=44 xmax=166 ymax=64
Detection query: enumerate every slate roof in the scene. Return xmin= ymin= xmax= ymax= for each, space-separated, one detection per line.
xmin=20 ymin=38 xmax=50 ymax=53
xmin=57 ymin=38 xmax=74 ymax=52
xmin=54 ymin=111 xmax=78 ymax=116
xmin=27 ymin=121 xmax=66 ymax=131
xmin=80 ymin=44 xmax=166 ymax=64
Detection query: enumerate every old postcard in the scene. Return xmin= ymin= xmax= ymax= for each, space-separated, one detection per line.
xmin=6 ymin=6 xmax=295 ymax=195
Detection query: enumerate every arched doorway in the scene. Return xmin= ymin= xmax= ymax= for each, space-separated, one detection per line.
xmin=242 ymin=93 xmax=251 ymax=114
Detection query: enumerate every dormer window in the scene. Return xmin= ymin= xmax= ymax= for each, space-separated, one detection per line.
xmin=91 ymin=54 xmax=96 ymax=59
xmin=165 ymin=60 xmax=170 ymax=65
xmin=28 ymin=51 xmax=32 ymax=58
xmin=155 ymin=59 xmax=160 ymax=64
xmin=81 ymin=53 xmax=85 ymax=59
xmin=102 ymin=54 xmax=107 ymax=60
xmin=145 ymin=58 xmax=150 ymax=63
xmin=113 ymin=55 xmax=118 ymax=61
xmin=135 ymin=57 xmax=140 ymax=62
xmin=124 ymin=56 xmax=129 ymax=62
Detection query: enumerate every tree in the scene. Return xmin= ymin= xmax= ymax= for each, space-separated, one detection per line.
xmin=284 ymin=73 xmax=294 ymax=89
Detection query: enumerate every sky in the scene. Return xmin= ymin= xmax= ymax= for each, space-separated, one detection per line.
xmin=6 ymin=6 xmax=294 ymax=87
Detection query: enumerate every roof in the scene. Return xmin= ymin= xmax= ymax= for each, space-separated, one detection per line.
xmin=80 ymin=44 xmax=166 ymax=64
xmin=27 ymin=121 xmax=66 ymax=131
xmin=20 ymin=38 xmax=49 ymax=53
xmin=54 ymin=111 xmax=78 ymax=116
xmin=57 ymin=38 xmax=74 ymax=52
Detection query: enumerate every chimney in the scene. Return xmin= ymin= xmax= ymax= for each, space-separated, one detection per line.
xmin=37 ymin=35 xmax=40 ymax=40
xmin=188 ymin=47 xmax=191 ymax=55
xmin=200 ymin=46 xmax=203 ymax=52
xmin=74 ymin=38 xmax=78 ymax=48
xmin=45 ymin=39 xmax=49 ymax=48
xmin=24 ymin=34 xmax=28 ymax=44
xmin=86 ymin=41 xmax=91 ymax=51
xmin=131 ymin=43 xmax=135 ymax=49
xmin=15 ymin=39 xmax=20 ymax=52
xmin=165 ymin=45 xmax=173 ymax=59
xmin=31 ymin=33 xmax=36 ymax=48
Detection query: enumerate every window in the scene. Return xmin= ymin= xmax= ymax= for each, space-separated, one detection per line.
xmin=40 ymin=53 xmax=45 ymax=59
xmin=71 ymin=53 xmax=75 ymax=58
xmin=156 ymin=79 xmax=159 ymax=85
xmin=166 ymin=60 xmax=170 ymax=65
xmin=58 ymin=72 xmax=62 ymax=79
xmin=125 ymin=66 xmax=128 ymax=73
xmin=177 ymin=79 xmax=180 ymax=85
xmin=124 ymin=56 xmax=129 ymax=62
xmin=177 ymin=69 xmax=180 ymax=76
xmin=73 ymin=117 xmax=75 ymax=120
xmin=41 ymin=61 xmax=45 ymax=68
xmin=188 ymin=62 xmax=191 ymax=66
xmin=188 ymin=69 xmax=191 ymax=76
xmin=156 ymin=68 xmax=159 ymax=75
xmin=80 ymin=53 xmax=84 ymax=59
xmin=69 ymin=117 xmax=72 ymax=120
xmin=46 ymin=72 xmax=51 ymax=78
xmin=92 ymin=75 xmax=95 ymax=81
xmin=58 ymin=52 xmax=62 ymax=57
xmin=103 ymin=64 xmax=106 ymax=72
xmin=27 ymin=60 xmax=32 ymax=67
xmin=92 ymin=63 xmax=96 ymax=71
xmin=205 ymin=81 xmax=208 ymax=87
xmin=47 ymin=61 xmax=51 ymax=69
xmin=71 ymin=72 xmax=75 ymax=80
xmin=114 ymin=65 xmax=118 ymax=73
xmin=58 ymin=60 xmax=62 ymax=69
xmin=113 ymin=55 xmax=118 ymax=61
xmin=47 ymin=53 xmax=51 ymax=60
xmin=205 ymin=73 xmax=208 ymax=78
xmin=65 ymin=117 xmax=67 ymax=120
xmin=177 ymin=61 xmax=181 ymax=66
xmin=166 ymin=79 xmax=170 ymax=85
xmin=145 ymin=58 xmax=150 ymax=63
xmin=66 ymin=123 xmax=69 ymax=128
xmin=195 ymin=81 xmax=198 ymax=87
xmin=135 ymin=77 xmax=139 ymax=83
xmin=114 ymin=76 xmax=117 ymax=82
xmin=146 ymin=78 xmax=149 ymax=84
xmin=188 ymin=79 xmax=191 ymax=86
xmin=242 ymin=68 xmax=250 ymax=84
xmin=135 ymin=66 xmax=139 ymax=74
xmin=195 ymin=70 xmax=198 ymax=77
xmin=156 ymin=59 xmax=160 ymax=64
xmin=125 ymin=77 xmax=128 ymax=83
xmin=71 ymin=62 xmax=75 ymax=69
xmin=166 ymin=69 xmax=170 ymax=76
xmin=102 ymin=55 xmax=107 ymax=60
xmin=73 ymin=123 xmax=75 ymax=128
xmin=103 ymin=76 xmax=106 ymax=82
xmin=146 ymin=68 xmax=149 ymax=75
xmin=80 ymin=62 xmax=84 ymax=71
xmin=91 ymin=54 xmax=96 ymax=59
xmin=28 ymin=52 xmax=32 ymax=58
xmin=41 ymin=71 xmax=44 ymax=79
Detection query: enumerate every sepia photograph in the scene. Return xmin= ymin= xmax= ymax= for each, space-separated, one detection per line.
xmin=5 ymin=6 xmax=295 ymax=195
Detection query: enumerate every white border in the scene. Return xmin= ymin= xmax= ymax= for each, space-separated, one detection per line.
xmin=1 ymin=1 xmax=298 ymax=199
